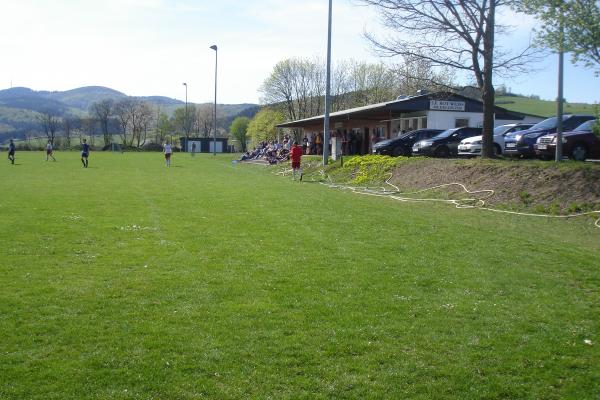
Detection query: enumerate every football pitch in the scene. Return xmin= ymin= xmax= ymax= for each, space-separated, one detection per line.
xmin=1 ymin=152 xmax=599 ymax=399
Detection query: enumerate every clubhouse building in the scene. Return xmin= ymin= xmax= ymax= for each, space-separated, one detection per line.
xmin=277 ymin=91 xmax=543 ymax=155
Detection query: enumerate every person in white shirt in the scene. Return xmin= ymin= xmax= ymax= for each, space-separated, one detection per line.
xmin=163 ymin=142 xmax=173 ymax=166
xmin=46 ymin=141 xmax=56 ymax=161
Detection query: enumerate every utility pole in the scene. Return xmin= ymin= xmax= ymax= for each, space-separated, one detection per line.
xmin=555 ymin=1 xmax=565 ymax=162
xmin=323 ymin=0 xmax=333 ymax=165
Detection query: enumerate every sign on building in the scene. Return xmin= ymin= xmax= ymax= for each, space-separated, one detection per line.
xmin=430 ymin=100 xmax=466 ymax=111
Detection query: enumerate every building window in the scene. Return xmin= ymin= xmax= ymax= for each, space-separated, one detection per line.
xmin=455 ymin=118 xmax=469 ymax=127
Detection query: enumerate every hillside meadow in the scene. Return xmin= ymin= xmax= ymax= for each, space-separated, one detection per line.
xmin=1 ymin=152 xmax=599 ymax=399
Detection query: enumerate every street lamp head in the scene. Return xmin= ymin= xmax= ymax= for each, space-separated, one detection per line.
xmin=210 ymin=45 xmax=217 ymax=51
xmin=183 ymin=82 xmax=187 ymax=86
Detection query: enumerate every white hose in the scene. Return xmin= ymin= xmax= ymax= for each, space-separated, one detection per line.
xmin=271 ymin=163 xmax=600 ymax=228
xmin=323 ymin=175 xmax=600 ymax=229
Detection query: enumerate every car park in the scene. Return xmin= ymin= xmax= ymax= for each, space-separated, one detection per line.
xmin=458 ymin=123 xmax=533 ymax=157
xmin=504 ymin=114 xmax=595 ymax=157
xmin=412 ymin=127 xmax=482 ymax=157
xmin=534 ymin=119 xmax=600 ymax=161
xmin=372 ymin=129 xmax=443 ymax=156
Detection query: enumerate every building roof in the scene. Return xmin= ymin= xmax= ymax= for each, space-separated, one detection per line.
xmin=276 ymin=91 xmax=543 ymax=128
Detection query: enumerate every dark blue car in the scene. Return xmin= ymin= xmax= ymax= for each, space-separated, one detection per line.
xmin=504 ymin=114 xmax=595 ymax=157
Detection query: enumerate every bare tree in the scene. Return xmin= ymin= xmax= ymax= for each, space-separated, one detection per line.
xmin=37 ymin=112 xmax=61 ymax=145
xmin=134 ymin=102 xmax=154 ymax=148
xmin=357 ymin=0 xmax=538 ymax=158
xmin=392 ymin=55 xmax=456 ymax=96
xmin=90 ymin=99 xmax=114 ymax=146
xmin=196 ymin=104 xmax=214 ymax=138
xmin=114 ymin=99 xmax=132 ymax=146
xmin=78 ymin=117 xmax=96 ymax=145
xmin=62 ymin=116 xmax=78 ymax=149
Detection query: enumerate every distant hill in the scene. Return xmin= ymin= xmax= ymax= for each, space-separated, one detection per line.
xmin=494 ymin=96 xmax=596 ymax=117
xmin=42 ymin=86 xmax=128 ymax=110
xmin=457 ymin=86 xmax=596 ymax=117
xmin=0 ymin=86 xmax=258 ymax=141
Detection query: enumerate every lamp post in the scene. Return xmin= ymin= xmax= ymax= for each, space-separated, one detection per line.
xmin=323 ymin=0 xmax=333 ymax=165
xmin=183 ymin=82 xmax=188 ymax=140
xmin=210 ymin=44 xmax=218 ymax=156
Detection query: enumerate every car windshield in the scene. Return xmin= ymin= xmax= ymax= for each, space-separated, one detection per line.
xmin=573 ymin=119 xmax=597 ymax=132
xmin=432 ymin=128 xmax=458 ymax=139
xmin=375 ymin=138 xmax=395 ymax=146
xmin=493 ymin=125 xmax=513 ymax=135
xmin=529 ymin=116 xmax=568 ymax=131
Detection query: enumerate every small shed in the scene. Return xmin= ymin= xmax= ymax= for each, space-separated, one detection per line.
xmin=180 ymin=137 xmax=229 ymax=153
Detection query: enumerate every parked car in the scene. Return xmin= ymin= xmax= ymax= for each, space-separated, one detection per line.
xmin=412 ymin=127 xmax=482 ymax=157
xmin=372 ymin=129 xmax=443 ymax=156
xmin=458 ymin=123 xmax=533 ymax=157
xmin=534 ymin=119 xmax=600 ymax=161
xmin=504 ymin=114 xmax=595 ymax=157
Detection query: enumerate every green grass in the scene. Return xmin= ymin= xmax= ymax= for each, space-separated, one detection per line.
xmin=1 ymin=152 xmax=599 ymax=399
xmin=496 ymin=96 xmax=597 ymax=117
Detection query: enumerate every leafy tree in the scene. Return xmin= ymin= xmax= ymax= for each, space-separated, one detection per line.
xmin=229 ymin=116 xmax=250 ymax=152
xmin=247 ymin=108 xmax=285 ymax=145
xmin=519 ymin=0 xmax=600 ymax=74
xmin=172 ymin=106 xmax=197 ymax=139
xmin=155 ymin=112 xmax=173 ymax=144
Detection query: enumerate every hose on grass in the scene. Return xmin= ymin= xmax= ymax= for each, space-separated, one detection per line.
xmin=276 ymin=164 xmax=600 ymax=229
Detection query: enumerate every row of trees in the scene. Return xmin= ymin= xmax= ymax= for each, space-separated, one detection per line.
xmin=260 ymin=57 xmax=454 ymax=124
xmin=33 ymin=99 xmax=227 ymax=150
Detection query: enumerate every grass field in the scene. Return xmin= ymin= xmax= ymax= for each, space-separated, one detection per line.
xmin=1 ymin=152 xmax=600 ymax=399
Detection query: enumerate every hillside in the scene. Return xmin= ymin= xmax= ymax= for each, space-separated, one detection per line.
xmin=495 ymin=95 xmax=596 ymax=117
xmin=0 ymin=86 xmax=259 ymax=141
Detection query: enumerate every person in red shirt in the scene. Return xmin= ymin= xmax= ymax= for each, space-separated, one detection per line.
xmin=290 ymin=141 xmax=303 ymax=181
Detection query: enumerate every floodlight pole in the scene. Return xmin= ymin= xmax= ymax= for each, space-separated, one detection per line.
xmin=322 ymin=0 xmax=332 ymax=165
xmin=183 ymin=82 xmax=188 ymax=139
xmin=555 ymin=6 xmax=564 ymax=162
xmin=210 ymin=44 xmax=218 ymax=156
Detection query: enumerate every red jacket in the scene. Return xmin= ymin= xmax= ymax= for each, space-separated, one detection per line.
xmin=290 ymin=145 xmax=302 ymax=162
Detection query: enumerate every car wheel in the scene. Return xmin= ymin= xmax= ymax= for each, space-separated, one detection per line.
xmin=493 ymin=144 xmax=502 ymax=156
xmin=392 ymin=146 xmax=404 ymax=157
xmin=570 ymin=143 xmax=587 ymax=161
xmin=434 ymin=146 xmax=450 ymax=158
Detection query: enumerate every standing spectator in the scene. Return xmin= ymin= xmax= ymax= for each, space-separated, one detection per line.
xmin=7 ymin=139 xmax=15 ymax=164
xmin=316 ymin=132 xmax=323 ymax=155
xmin=191 ymin=142 xmax=196 ymax=157
xmin=290 ymin=141 xmax=303 ymax=181
xmin=81 ymin=139 xmax=90 ymax=168
xmin=302 ymin=136 xmax=308 ymax=155
xmin=46 ymin=140 xmax=56 ymax=162
xmin=163 ymin=142 xmax=173 ymax=167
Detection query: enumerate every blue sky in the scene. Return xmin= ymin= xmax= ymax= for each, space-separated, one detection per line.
xmin=0 ymin=0 xmax=598 ymax=105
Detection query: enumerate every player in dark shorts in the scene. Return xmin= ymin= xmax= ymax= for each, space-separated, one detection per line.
xmin=81 ymin=139 xmax=90 ymax=168
xmin=7 ymin=139 xmax=15 ymax=164
xmin=46 ymin=140 xmax=56 ymax=161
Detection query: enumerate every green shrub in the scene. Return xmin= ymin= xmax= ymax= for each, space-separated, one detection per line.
xmin=343 ymin=155 xmax=402 ymax=185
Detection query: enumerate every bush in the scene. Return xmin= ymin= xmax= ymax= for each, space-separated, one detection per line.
xmin=343 ymin=155 xmax=402 ymax=185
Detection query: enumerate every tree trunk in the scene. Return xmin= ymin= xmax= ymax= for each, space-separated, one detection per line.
xmin=481 ymin=0 xmax=496 ymax=159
